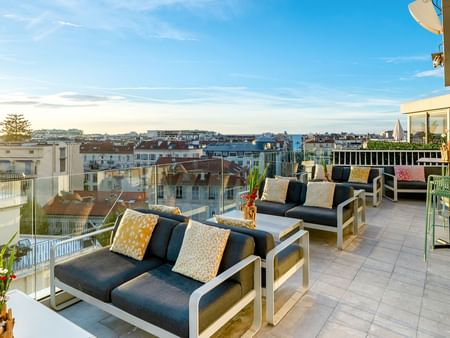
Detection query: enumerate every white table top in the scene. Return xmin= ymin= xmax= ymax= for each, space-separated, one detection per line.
xmin=6 ymin=289 xmax=95 ymax=338
xmin=209 ymin=210 xmax=303 ymax=241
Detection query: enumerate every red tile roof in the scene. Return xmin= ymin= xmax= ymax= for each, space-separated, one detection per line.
xmin=80 ymin=141 xmax=134 ymax=154
xmin=43 ymin=191 xmax=148 ymax=217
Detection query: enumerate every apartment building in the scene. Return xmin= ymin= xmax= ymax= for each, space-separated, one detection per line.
xmin=134 ymin=140 xmax=203 ymax=167
xmin=80 ymin=141 xmax=134 ymax=171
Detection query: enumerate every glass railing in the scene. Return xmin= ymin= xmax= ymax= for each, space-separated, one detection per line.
xmin=3 ymin=151 xmax=303 ymax=299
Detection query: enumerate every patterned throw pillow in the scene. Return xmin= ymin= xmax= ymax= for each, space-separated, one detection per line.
xmin=394 ymin=166 xmax=425 ymax=182
xmin=348 ymin=166 xmax=371 ymax=183
xmin=261 ymin=178 xmax=289 ymax=204
xmin=214 ymin=215 xmax=256 ymax=229
xmin=303 ymin=182 xmax=336 ymax=209
xmin=313 ymin=164 xmax=333 ymax=181
xmin=110 ymin=209 xmax=159 ymax=261
xmin=147 ymin=204 xmax=181 ymax=215
xmin=172 ymin=220 xmax=230 ymax=283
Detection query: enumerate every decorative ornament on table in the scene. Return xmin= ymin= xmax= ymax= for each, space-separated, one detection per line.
xmin=241 ymin=165 xmax=268 ymax=221
xmin=0 ymin=233 xmax=17 ymax=338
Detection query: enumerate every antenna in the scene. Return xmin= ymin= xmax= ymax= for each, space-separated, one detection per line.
xmin=409 ymin=0 xmax=443 ymax=35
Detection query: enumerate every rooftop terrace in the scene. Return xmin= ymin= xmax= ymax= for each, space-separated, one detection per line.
xmin=58 ymin=199 xmax=450 ymax=338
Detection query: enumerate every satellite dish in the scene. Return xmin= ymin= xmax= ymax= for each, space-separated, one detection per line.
xmin=409 ymin=0 xmax=443 ymax=35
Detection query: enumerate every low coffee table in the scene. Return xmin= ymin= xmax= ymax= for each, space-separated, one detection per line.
xmin=6 ymin=289 xmax=95 ymax=338
xmin=209 ymin=209 xmax=303 ymax=241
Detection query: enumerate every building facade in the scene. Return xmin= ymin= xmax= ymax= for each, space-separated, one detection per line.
xmin=134 ymin=141 xmax=203 ymax=167
xmin=401 ymin=94 xmax=450 ymax=144
xmin=80 ymin=141 xmax=134 ymax=171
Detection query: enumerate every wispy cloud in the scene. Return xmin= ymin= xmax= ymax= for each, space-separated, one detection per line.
xmin=56 ymin=20 xmax=83 ymax=28
xmin=414 ymin=68 xmax=444 ymax=78
xmin=381 ymin=55 xmax=429 ymax=64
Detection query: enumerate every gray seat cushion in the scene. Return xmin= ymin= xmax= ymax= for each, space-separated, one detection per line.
xmin=285 ymin=205 xmax=353 ymax=227
xmin=346 ymin=182 xmax=373 ymax=192
xmin=111 ymin=264 xmax=242 ymax=337
xmin=255 ymin=200 xmax=298 ymax=216
xmin=397 ymin=181 xmax=427 ymax=190
xmin=55 ymin=247 xmax=163 ymax=302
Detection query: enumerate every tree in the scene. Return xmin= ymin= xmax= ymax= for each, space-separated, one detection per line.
xmin=0 ymin=113 xmax=32 ymax=142
xmin=20 ymin=201 xmax=49 ymax=235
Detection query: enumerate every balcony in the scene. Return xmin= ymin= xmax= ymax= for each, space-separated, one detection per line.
xmin=3 ymin=155 xmax=450 ymax=337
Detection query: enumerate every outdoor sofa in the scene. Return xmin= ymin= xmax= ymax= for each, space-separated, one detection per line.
xmin=50 ymin=210 xmax=262 ymax=338
xmin=255 ymin=180 xmax=358 ymax=250
xmin=383 ymin=166 xmax=441 ymax=201
xmin=310 ymin=165 xmax=383 ymax=207
xmin=205 ymin=219 xmax=309 ymax=325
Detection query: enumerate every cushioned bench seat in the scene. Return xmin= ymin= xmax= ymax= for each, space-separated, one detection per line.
xmin=285 ymin=205 xmax=353 ymax=227
xmin=55 ymin=247 xmax=163 ymax=302
xmin=383 ymin=166 xmax=441 ymax=201
xmin=254 ymin=201 xmax=298 ymax=216
xmin=111 ymin=264 xmax=242 ymax=338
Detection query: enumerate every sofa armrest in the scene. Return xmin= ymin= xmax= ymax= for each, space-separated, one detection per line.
xmin=337 ymin=196 xmax=357 ymax=226
xmin=50 ymin=226 xmax=115 ymax=309
xmin=266 ymin=230 xmax=308 ymax=265
xmin=373 ymin=175 xmax=383 ymax=189
xmin=189 ymin=255 xmax=261 ymax=337
xmin=383 ymin=172 xmax=396 ymax=184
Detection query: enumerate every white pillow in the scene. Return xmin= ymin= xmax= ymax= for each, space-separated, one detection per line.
xmin=261 ymin=178 xmax=289 ymax=204
xmin=303 ymin=182 xmax=336 ymax=209
xmin=172 ymin=220 xmax=230 ymax=283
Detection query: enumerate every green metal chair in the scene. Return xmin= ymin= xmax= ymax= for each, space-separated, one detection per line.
xmin=425 ymin=175 xmax=450 ymax=260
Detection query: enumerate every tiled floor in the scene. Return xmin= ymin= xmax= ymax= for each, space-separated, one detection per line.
xmin=60 ymin=199 xmax=450 ymax=338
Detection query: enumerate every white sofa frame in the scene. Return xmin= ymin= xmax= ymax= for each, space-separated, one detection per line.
xmin=368 ymin=173 xmax=383 ymax=207
xmin=383 ymin=172 xmax=427 ymax=202
xmin=265 ymin=229 xmax=309 ymax=325
xmin=302 ymin=196 xmax=358 ymax=250
xmin=50 ymin=227 xmax=262 ymax=338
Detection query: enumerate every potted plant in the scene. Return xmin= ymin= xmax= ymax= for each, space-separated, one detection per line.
xmin=241 ymin=165 xmax=268 ymax=221
xmin=0 ymin=233 xmax=17 ymax=338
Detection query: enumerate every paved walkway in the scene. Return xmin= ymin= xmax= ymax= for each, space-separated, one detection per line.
xmin=61 ymin=199 xmax=450 ymax=337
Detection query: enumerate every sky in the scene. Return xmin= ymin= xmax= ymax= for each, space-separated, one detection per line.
xmin=0 ymin=0 xmax=447 ymax=134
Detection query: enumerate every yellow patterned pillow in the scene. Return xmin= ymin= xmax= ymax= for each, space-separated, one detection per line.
xmin=172 ymin=220 xmax=230 ymax=283
xmin=214 ymin=215 xmax=256 ymax=229
xmin=304 ymin=182 xmax=336 ymax=209
xmin=147 ymin=204 xmax=181 ymax=215
xmin=110 ymin=209 xmax=159 ymax=261
xmin=261 ymin=178 xmax=289 ymax=204
xmin=348 ymin=166 xmax=371 ymax=184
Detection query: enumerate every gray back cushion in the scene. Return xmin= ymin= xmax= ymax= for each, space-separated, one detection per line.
xmin=203 ymin=221 xmax=275 ymax=259
xmin=333 ymin=184 xmax=354 ymax=207
xmin=259 ymin=179 xmax=304 ymax=204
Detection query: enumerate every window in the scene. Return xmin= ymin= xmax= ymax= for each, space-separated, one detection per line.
xmin=208 ymin=187 xmax=216 ymax=200
xmin=409 ymin=114 xmax=426 ymax=144
xmin=176 ymin=186 xmax=183 ymax=199
xmin=192 ymin=186 xmax=199 ymax=200
xmin=428 ymin=111 xmax=447 ymax=144
xmin=157 ymin=185 xmax=164 ymax=199
xmin=60 ymin=159 xmax=66 ymax=172
xmin=226 ymin=188 xmax=234 ymax=200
